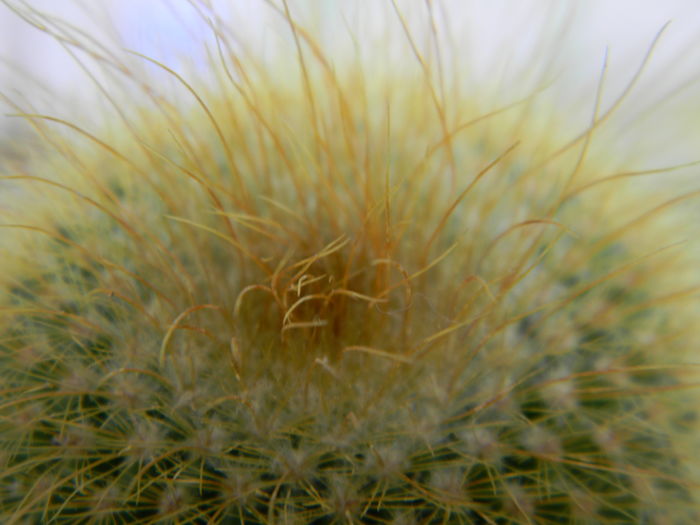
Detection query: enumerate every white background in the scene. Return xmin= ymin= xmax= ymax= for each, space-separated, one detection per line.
xmin=2 ymin=1 xmax=700 ymax=95
xmin=2 ymin=1 xmax=700 ymax=169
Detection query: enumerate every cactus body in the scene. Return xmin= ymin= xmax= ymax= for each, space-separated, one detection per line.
xmin=1 ymin=2 xmax=699 ymax=524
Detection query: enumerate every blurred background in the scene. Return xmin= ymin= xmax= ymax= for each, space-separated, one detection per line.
xmin=2 ymin=0 xmax=700 ymax=169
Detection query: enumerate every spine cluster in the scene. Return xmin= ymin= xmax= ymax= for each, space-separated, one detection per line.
xmin=1 ymin=2 xmax=699 ymax=524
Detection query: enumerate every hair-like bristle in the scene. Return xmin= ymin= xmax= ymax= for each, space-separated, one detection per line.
xmin=1 ymin=2 xmax=700 ymax=524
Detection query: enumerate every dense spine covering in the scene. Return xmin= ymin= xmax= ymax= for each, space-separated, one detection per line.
xmin=1 ymin=2 xmax=700 ymax=524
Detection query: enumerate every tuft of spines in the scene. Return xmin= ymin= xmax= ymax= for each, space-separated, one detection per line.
xmin=1 ymin=1 xmax=700 ymax=524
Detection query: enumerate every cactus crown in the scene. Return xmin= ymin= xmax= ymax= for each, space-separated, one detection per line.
xmin=1 ymin=2 xmax=700 ymax=524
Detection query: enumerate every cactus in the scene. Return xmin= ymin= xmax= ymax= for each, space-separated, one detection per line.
xmin=1 ymin=2 xmax=699 ymax=524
